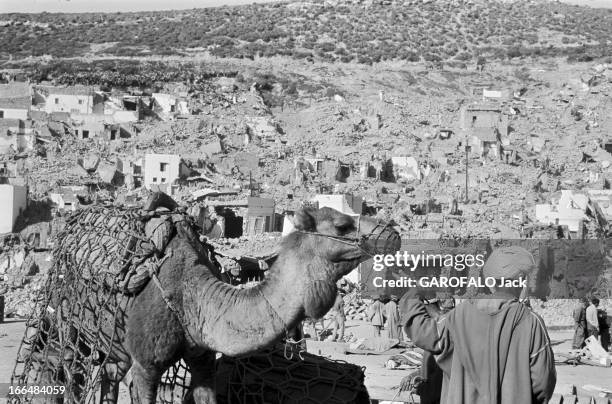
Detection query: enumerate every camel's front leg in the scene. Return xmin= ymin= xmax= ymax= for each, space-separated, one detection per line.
xmin=129 ymin=361 xmax=161 ymax=404
xmin=184 ymin=352 xmax=217 ymax=404
xmin=99 ymin=361 xmax=130 ymax=404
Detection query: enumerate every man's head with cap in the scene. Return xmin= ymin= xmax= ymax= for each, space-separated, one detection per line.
xmin=483 ymin=246 xmax=535 ymax=297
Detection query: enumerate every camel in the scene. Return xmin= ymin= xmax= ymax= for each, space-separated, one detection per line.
xmin=26 ymin=203 xmax=399 ymax=404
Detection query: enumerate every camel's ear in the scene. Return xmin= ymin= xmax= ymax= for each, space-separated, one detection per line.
xmin=143 ymin=191 xmax=178 ymax=212
xmin=293 ymin=208 xmax=317 ymax=231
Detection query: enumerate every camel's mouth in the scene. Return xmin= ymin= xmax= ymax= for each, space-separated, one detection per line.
xmin=331 ymin=250 xmax=364 ymax=264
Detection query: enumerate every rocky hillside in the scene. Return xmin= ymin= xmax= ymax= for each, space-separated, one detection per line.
xmin=1 ymin=0 xmax=611 ymax=63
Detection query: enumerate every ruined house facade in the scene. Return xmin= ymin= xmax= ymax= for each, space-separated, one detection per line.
xmin=151 ymin=93 xmax=189 ymax=119
xmin=460 ymin=103 xmax=509 ymax=159
xmin=535 ymin=190 xmax=596 ymax=235
xmin=0 ymin=119 xmax=36 ymax=154
xmin=143 ymin=153 xmax=182 ymax=190
xmin=0 ymin=83 xmax=31 ymax=120
xmin=35 ymin=86 xmax=104 ymax=115
xmin=244 ymin=197 xmax=276 ymax=236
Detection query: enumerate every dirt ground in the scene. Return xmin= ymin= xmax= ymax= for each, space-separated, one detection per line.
xmin=1 ymin=318 xmax=611 ymax=403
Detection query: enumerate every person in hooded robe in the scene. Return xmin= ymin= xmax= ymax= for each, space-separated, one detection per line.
xmin=368 ymin=295 xmax=386 ymax=337
xmin=572 ymin=297 xmax=589 ymax=349
xmin=399 ymin=246 xmax=556 ymax=404
xmin=330 ymin=290 xmax=346 ymax=342
xmin=399 ymin=298 xmax=454 ymax=404
xmin=385 ymin=295 xmax=401 ymax=340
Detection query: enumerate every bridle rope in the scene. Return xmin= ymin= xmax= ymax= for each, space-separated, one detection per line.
xmin=293 ymin=218 xmax=397 ymax=258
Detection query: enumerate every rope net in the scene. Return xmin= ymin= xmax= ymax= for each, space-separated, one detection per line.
xmin=9 ymin=205 xmax=188 ymax=404
xmin=215 ymin=342 xmax=369 ymax=404
xmin=158 ymin=360 xmax=191 ymax=404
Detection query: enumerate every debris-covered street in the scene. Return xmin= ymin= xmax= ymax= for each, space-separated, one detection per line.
xmin=1 ymin=319 xmax=612 ymax=403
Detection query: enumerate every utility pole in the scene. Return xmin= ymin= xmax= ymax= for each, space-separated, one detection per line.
xmin=465 ymin=143 xmax=469 ymax=203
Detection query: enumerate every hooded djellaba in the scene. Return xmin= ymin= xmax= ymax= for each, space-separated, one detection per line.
xmin=399 ymin=246 xmax=556 ymax=404
xmin=385 ymin=295 xmax=402 ymax=340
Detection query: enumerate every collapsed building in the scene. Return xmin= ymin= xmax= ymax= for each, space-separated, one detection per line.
xmin=197 ymin=195 xmax=278 ymax=239
xmin=2 ymin=60 xmax=612 ymax=311
xmin=460 ymin=103 xmax=509 ymax=160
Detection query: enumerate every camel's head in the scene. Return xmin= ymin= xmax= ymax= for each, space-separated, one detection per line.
xmin=292 ymin=206 xmax=401 ymax=275
xmin=288 ymin=207 xmax=400 ymax=319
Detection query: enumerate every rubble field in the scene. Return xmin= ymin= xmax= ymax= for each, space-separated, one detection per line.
xmin=2 ymin=54 xmax=612 ymax=320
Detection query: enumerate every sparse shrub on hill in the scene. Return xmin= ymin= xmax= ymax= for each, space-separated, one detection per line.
xmin=0 ymin=0 xmax=611 ymax=64
xmin=506 ymin=46 xmax=523 ymax=59
xmin=455 ymin=52 xmax=470 ymax=61
xmin=19 ymin=59 xmax=237 ymax=88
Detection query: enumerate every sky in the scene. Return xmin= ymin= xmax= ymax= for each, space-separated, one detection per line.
xmin=560 ymin=0 xmax=612 ymax=7
xmin=0 ymin=0 xmax=610 ymax=13
xmin=0 ymin=0 xmax=281 ymax=13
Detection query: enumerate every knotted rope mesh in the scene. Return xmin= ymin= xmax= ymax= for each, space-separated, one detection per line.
xmin=9 ymin=205 xmax=182 ymax=404
xmin=158 ymin=360 xmax=191 ymax=404
xmin=363 ymin=221 xmax=402 ymax=257
xmin=215 ymin=342 xmax=369 ymax=404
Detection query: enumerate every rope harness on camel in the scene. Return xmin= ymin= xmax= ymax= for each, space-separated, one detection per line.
xmin=294 ymin=217 xmax=399 ymax=259
xmin=9 ymin=202 xmax=208 ymax=404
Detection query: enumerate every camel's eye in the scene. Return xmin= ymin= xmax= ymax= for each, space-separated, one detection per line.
xmin=334 ymin=218 xmax=354 ymax=233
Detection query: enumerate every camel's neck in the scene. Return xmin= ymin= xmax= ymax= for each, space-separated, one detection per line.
xmin=256 ymin=250 xmax=310 ymax=328
xmin=180 ymin=246 xmax=312 ymax=356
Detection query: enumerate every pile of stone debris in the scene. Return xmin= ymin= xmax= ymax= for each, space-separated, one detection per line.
xmin=343 ymin=291 xmax=369 ymax=321
xmin=0 ymin=231 xmax=57 ymax=320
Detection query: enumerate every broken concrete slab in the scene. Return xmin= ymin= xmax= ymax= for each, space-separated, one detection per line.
xmin=97 ymin=162 xmax=119 ymax=184
xmin=233 ymin=152 xmax=260 ymax=171
xmin=80 ymin=153 xmax=100 ymax=171
xmin=201 ymin=139 xmax=223 ymax=156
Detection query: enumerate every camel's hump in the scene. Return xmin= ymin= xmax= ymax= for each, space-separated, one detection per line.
xmin=53 ymin=205 xmax=171 ymax=292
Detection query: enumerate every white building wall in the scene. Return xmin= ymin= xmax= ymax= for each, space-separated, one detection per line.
xmin=44 ymin=94 xmax=93 ymax=114
xmin=0 ymin=185 xmax=15 ymax=233
xmin=313 ymin=194 xmax=360 ymax=216
xmin=345 ymin=268 xmax=360 ymax=284
xmin=281 ymin=215 xmax=295 ymax=237
xmin=0 ymin=184 xmax=27 ymax=234
xmin=48 ymin=193 xmax=66 ymax=210
xmin=143 ymin=153 xmax=181 ymax=189
xmin=391 ymin=156 xmax=420 ymax=181
xmin=0 ymin=108 xmax=28 ymax=120
xmin=152 ymin=94 xmax=177 ymax=113
xmin=111 ymin=110 xmax=139 ymax=123
xmin=0 ymin=134 xmax=35 ymax=153
xmin=13 ymin=185 xmax=27 ymax=228
xmin=535 ymin=191 xmax=588 ymax=232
